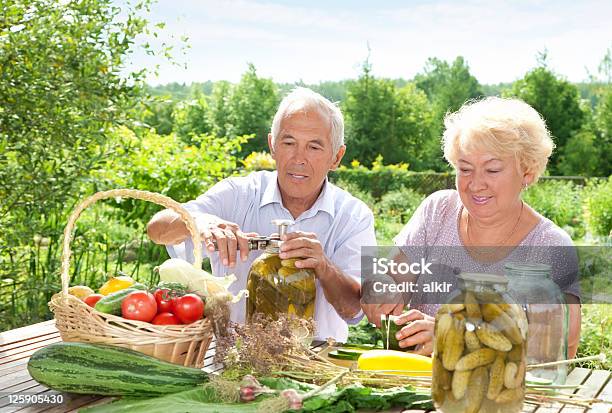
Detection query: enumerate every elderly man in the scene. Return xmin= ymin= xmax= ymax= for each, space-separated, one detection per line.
xmin=147 ymin=87 xmax=375 ymax=341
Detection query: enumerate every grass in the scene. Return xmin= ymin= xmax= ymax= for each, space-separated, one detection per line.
xmin=577 ymin=304 xmax=612 ymax=370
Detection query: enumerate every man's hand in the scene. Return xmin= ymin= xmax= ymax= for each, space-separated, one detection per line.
xmin=394 ymin=309 xmax=435 ymax=356
xmin=200 ymin=217 xmax=258 ymax=268
xmin=278 ymin=231 xmax=329 ymax=276
xmin=279 ymin=231 xmax=362 ymax=319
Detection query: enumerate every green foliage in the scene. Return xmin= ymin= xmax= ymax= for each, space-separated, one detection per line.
xmin=593 ymin=87 xmax=612 ymax=176
xmin=227 ymin=64 xmax=279 ymax=155
xmin=346 ymin=318 xmax=382 ymax=346
xmin=141 ymin=98 xmax=176 ymax=135
xmin=208 ymin=80 xmax=233 ymax=138
xmin=92 ymin=127 xmax=248 ymax=222
xmin=331 ymin=162 xmax=455 ymax=198
xmin=0 ymin=0 xmax=155 ymax=247
xmin=414 ymin=57 xmax=483 ymax=171
xmin=415 ymin=56 xmax=483 ymax=113
xmin=343 ymin=61 xmax=436 ymax=168
xmin=82 ymin=377 xmax=432 ymax=413
xmin=584 ymin=177 xmax=612 ymax=236
xmin=378 ymin=188 xmax=425 ymax=224
xmin=522 ymin=180 xmax=586 ymax=239
xmin=557 ymin=127 xmax=603 ymax=177
xmin=332 ymin=179 xmax=377 ymax=212
xmin=505 ymin=67 xmax=585 ymax=174
xmin=577 ymin=304 xmax=612 ymax=370
xmin=172 ymin=91 xmax=213 ymax=144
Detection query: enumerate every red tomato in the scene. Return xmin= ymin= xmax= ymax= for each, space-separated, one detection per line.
xmin=152 ymin=312 xmax=181 ymax=325
xmin=84 ymin=293 xmax=104 ymax=308
xmin=154 ymin=289 xmax=175 ymax=313
xmin=121 ymin=291 xmax=157 ymax=322
xmin=173 ymin=294 xmax=205 ymax=324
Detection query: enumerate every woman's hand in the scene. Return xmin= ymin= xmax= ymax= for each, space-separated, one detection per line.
xmin=395 ymin=309 xmax=435 ymax=356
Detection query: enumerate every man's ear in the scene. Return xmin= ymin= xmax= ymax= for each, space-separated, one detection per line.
xmin=330 ymin=145 xmax=346 ymax=171
xmin=268 ymin=133 xmax=275 ymax=159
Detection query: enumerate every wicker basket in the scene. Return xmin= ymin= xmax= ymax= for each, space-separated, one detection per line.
xmin=49 ymin=189 xmax=214 ymax=368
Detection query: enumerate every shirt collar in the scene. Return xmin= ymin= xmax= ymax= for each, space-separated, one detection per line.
xmin=259 ymin=171 xmax=335 ymax=219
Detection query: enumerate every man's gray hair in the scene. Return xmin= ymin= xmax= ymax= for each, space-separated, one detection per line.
xmin=271 ymin=87 xmax=344 ymax=154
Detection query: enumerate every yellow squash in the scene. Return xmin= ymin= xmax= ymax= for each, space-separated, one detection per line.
xmin=68 ymin=285 xmax=95 ymax=300
xmin=99 ymin=275 xmax=135 ymax=296
xmin=357 ymin=350 xmax=433 ymax=376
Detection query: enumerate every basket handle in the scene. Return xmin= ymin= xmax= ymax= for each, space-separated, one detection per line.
xmin=60 ymin=189 xmax=202 ymax=295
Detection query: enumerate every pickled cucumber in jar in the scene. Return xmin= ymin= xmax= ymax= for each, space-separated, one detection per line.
xmin=246 ymin=220 xmax=316 ymax=321
xmin=432 ymin=273 xmax=527 ymax=413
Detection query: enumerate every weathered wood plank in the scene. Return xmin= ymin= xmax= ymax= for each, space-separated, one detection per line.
xmin=1 ymin=332 xmax=62 ymax=354
xmin=588 ymin=371 xmax=612 ymax=413
xmin=0 ymin=321 xmax=57 ymax=347
xmin=560 ymin=370 xmax=610 ymax=413
xmin=0 ymin=335 xmax=62 ymax=363
xmin=532 ymin=368 xmax=592 ymax=413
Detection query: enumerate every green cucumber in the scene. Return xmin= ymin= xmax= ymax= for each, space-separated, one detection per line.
xmin=380 ymin=314 xmax=416 ymax=351
xmin=336 ymin=348 xmax=369 ymax=357
xmin=94 ymin=283 xmax=147 ymax=314
xmin=340 ymin=343 xmax=377 ymax=350
xmin=327 ymin=350 xmax=360 ymax=361
xmin=27 ymin=342 xmax=208 ymax=396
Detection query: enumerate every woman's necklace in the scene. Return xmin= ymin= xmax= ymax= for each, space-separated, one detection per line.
xmin=466 ymin=201 xmax=524 ymax=247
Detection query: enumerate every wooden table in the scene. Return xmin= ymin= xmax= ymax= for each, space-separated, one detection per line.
xmin=1 ymin=320 xmax=611 ymax=412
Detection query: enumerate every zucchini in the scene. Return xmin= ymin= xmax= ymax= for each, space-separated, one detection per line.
xmin=27 ymin=342 xmax=208 ymax=396
xmin=336 ymin=348 xmax=369 ymax=357
xmin=328 ymin=350 xmax=360 ymax=361
xmin=94 ymin=283 xmax=147 ymax=314
xmin=340 ymin=343 xmax=377 ymax=350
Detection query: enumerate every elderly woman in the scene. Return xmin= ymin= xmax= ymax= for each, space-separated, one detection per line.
xmin=362 ymin=97 xmax=581 ymax=358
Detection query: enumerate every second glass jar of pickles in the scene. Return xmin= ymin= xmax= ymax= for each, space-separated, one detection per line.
xmin=246 ymin=220 xmax=316 ymax=321
xmin=504 ymin=262 xmax=568 ymax=385
xmin=432 ymin=273 xmax=527 ymax=413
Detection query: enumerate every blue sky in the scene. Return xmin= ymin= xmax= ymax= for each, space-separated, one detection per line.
xmin=128 ymin=0 xmax=612 ymax=85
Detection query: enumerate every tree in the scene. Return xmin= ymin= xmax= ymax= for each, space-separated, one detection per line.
xmin=227 ymin=64 xmax=279 ymax=155
xmin=0 ymin=0 xmax=160 ymax=245
xmin=505 ymin=67 xmax=585 ymax=174
xmin=172 ymin=91 xmax=213 ymax=145
xmin=208 ymin=80 xmax=233 ymax=138
xmin=592 ymin=49 xmax=612 ymax=176
xmin=343 ymin=61 xmax=436 ymax=169
xmin=415 ymin=57 xmax=483 ymax=112
xmin=141 ymin=98 xmax=175 ymax=135
xmin=390 ymin=83 xmax=437 ymax=169
xmin=593 ymin=89 xmax=612 ymax=176
xmin=343 ymin=62 xmax=397 ymax=166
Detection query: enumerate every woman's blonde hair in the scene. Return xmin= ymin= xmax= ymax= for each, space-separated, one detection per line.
xmin=442 ymin=97 xmax=554 ymax=183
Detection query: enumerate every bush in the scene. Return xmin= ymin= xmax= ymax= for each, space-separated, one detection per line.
xmin=330 ymin=161 xmax=454 ymax=198
xmin=378 ymin=188 xmax=425 ymax=224
xmin=242 ymin=151 xmax=276 ymax=171
xmin=584 ymin=177 xmax=612 ymax=237
xmin=91 ymin=127 xmax=249 ymax=223
xmin=522 ymin=180 xmax=585 ymax=239
xmin=333 ymin=179 xmax=377 ymax=212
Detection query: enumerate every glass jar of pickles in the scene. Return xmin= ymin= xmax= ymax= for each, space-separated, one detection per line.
xmin=504 ymin=262 xmax=568 ymax=385
xmin=432 ymin=273 xmax=527 ymax=413
xmin=246 ymin=220 xmax=316 ymax=321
